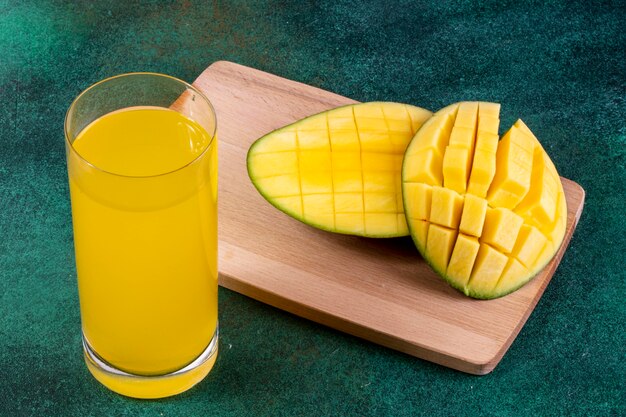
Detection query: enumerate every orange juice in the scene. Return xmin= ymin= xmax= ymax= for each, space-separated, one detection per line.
xmin=67 ymin=106 xmax=218 ymax=393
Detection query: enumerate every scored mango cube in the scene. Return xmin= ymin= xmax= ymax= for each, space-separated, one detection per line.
xmin=273 ymin=196 xmax=303 ymax=218
xmin=448 ymin=126 xmax=474 ymax=149
xmin=511 ymin=224 xmax=548 ymax=268
xmin=514 ymin=147 xmax=558 ymax=226
xmin=302 ymin=193 xmax=335 ymax=228
xmin=467 ymin=149 xmax=497 ymax=198
xmin=331 ymin=151 xmax=362 ymax=171
xmin=335 ymin=213 xmax=365 ymax=234
xmin=297 ymin=130 xmax=330 ymax=151
xmin=478 ymin=102 xmax=501 ymax=118
xmin=478 ymin=115 xmax=500 ymax=135
xmin=430 ymin=186 xmax=464 ymax=229
xmin=426 ymin=224 xmax=458 ymax=274
xmin=333 ymin=171 xmax=363 ymax=193
xmin=403 ymin=149 xmax=443 ymax=186
xmin=329 ymin=130 xmax=360 ymax=151
xmin=403 ymin=183 xmax=432 ymax=221
xmin=487 ymin=126 xmax=534 ymax=209
xmin=365 ymin=213 xmax=398 ymax=236
xmin=300 ymin=170 xmax=333 ymax=194
xmin=299 ymin=150 xmax=331 ymax=172
xmin=248 ymin=151 xmax=298 ymax=178
xmin=364 ymin=192 xmax=396 ymax=213
xmin=446 ymin=234 xmax=480 ymax=288
xmin=459 ymin=194 xmax=488 ymax=237
xmin=467 ymin=244 xmax=509 ymax=295
xmin=443 ymin=146 xmax=471 ymax=193
xmin=481 ymin=207 xmax=524 ymax=253
xmin=328 ymin=117 xmax=356 ymax=131
xmin=334 ymin=193 xmax=363 ymax=213
xmin=495 ymin=258 xmax=530 ymax=294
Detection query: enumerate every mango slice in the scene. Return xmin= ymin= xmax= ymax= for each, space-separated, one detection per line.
xmin=248 ymin=102 xmax=432 ymax=237
xmin=402 ymin=102 xmax=567 ymax=299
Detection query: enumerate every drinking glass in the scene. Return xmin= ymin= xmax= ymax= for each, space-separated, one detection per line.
xmin=64 ymin=73 xmax=218 ymax=398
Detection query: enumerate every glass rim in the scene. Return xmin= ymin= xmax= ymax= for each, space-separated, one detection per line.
xmin=64 ymin=72 xmax=218 ymax=179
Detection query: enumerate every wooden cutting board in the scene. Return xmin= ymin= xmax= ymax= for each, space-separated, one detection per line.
xmin=193 ymin=61 xmax=585 ymax=375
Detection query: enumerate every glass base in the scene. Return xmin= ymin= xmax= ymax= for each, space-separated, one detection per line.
xmin=83 ymin=325 xmax=219 ymax=399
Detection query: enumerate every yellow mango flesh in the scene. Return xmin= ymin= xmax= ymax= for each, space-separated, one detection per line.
xmin=403 ymin=102 xmax=567 ymax=298
xmin=248 ymin=102 xmax=432 ymax=237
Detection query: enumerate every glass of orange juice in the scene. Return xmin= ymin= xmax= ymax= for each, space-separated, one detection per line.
xmin=64 ymin=73 xmax=218 ymax=399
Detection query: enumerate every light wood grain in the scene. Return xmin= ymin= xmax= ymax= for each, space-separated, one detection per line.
xmin=193 ymin=61 xmax=585 ymax=375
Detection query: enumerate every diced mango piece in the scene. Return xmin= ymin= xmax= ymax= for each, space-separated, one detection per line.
xmin=459 ymin=194 xmax=488 ymax=237
xmin=273 ymin=196 xmax=303 ymax=218
xmin=426 ymin=225 xmax=457 ymax=274
xmin=467 ymin=148 xmax=497 ymax=198
xmin=359 ymin=132 xmax=393 ymax=152
xmin=355 ymin=117 xmax=387 ymax=132
xmin=481 ymin=207 xmax=524 ymax=253
xmin=474 ymin=131 xmax=499 ymax=153
xmin=468 ymin=244 xmax=509 ymax=295
xmin=362 ymin=171 xmax=395 ymax=192
xmin=255 ymin=174 xmax=300 ymax=197
xmin=364 ymin=193 xmax=396 ymax=213
xmin=331 ymin=151 xmax=362 ymax=171
xmin=329 ymin=130 xmax=360 ymax=151
xmin=406 ymin=112 xmax=455 ymax=157
xmin=487 ymin=126 xmax=534 ymax=209
xmin=365 ymin=213 xmax=398 ymax=236
xmin=386 ymin=117 xmax=412 ymax=134
xmin=536 ymin=240 xmax=555 ymax=268
xmin=495 ymin=258 xmax=530 ymax=295
xmin=478 ymin=102 xmax=501 ymax=118
xmin=333 ymin=171 xmax=362 ymax=193
xmin=449 ymin=126 xmax=474 ymax=149
xmin=300 ymin=170 xmax=333 ymax=194
xmin=548 ymin=191 xmax=567 ymax=244
xmin=403 ymin=149 xmax=443 ymax=186
xmin=397 ymin=214 xmax=409 ymax=236
xmin=443 ymin=146 xmax=471 ymax=193
xmin=251 ymin=130 xmax=297 ymax=153
xmin=446 ymin=234 xmax=480 ymax=288
xmin=248 ymin=151 xmax=299 ymax=178
xmin=354 ymin=103 xmax=385 ymax=119
xmin=362 ymin=152 xmax=396 ymax=172
xmin=297 ymin=130 xmax=330 ymax=151
xmin=297 ymin=113 xmax=327 ymax=131
xmin=405 ymin=106 xmax=434 ymax=133
xmin=335 ymin=213 xmax=365 ymax=234
xmin=334 ymin=193 xmax=363 ymax=213
xmin=454 ymin=102 xmax=479 ymax=129
xmin=511 ymin=224 xmax=548 ymax=268
xmin=403 ymin=183 xmax=432 ymax=221
xmin=515 ymin=147 xmax=558 ymax=227
xmin=302 ymin=194 xmax=335 ymax=228
xmin=299 ymin=150 xmax=331 ymax=172
xmin=411 ymin=220 xmax=429 ymax=252
xmin=430 ymin=187 xmax=464 ymax=229
xmin=328 ymin=117 xmax=357 ymax=131
xmin=478 ymin=115 xmax=500 ymax=135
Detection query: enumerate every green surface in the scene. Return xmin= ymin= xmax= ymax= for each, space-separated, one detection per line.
xmin=0 ymin=0 xmax=624 ymax=416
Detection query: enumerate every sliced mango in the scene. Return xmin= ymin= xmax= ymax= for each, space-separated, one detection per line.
xmin=403 ymin=102 xmax=567 ymax=299
xmin=248 ymin=102 xmax=432 ymax=237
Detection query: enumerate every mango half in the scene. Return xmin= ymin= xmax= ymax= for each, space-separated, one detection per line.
xmin=248 ymin=102 xmax=431 ymax=237
xmin=402 ymin=102 xmax=567 ymax=299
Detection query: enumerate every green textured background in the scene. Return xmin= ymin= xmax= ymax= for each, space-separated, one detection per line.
xmin=1 ymin=1 xmax=624 ymax=416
